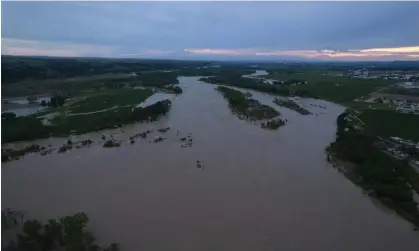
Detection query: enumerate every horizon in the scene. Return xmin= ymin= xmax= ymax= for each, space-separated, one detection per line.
xmin=3 ymin=54 xmax=419 ymax=64
xmin=2 ymin=2 xmax=419 ymax=61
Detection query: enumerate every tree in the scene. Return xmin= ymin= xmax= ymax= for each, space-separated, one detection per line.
xmin=2 ymin=211 xmax=121 ymax=251
xmin=49 ymin=95 xmax=66 ymax=107
xmin=27 ymin=96 xmax=38 ymax=104
xmin=2 ymin=112 xmax=17 ymax=120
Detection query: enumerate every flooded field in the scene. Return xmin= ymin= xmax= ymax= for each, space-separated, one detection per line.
xmin=2 ymin=96 xmax=50 ymax=116
xmin=2 ymin=77 xmax=419 ymax=251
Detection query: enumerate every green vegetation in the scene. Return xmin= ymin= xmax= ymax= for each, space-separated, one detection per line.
xmin=381 ymin=86 xmax=419 ymax=97
xmin=215 ymin=86 xmax=284 ymax=130
xmin=343 ymin=101 xmax=394 ymax=111
xmin=48 ymin=95 xmax=67 ymax=107
xmin=2 ymin=95 xmax=172 ymax=143
xmin=201 ymin=74 xmax=308 ymax=97
xmin=162 ymin=85 xmax=183 ymax=94
xmin=201 ymin=73 xmax=320 ymax=99
xmin=261 ymin=118 xmax=286 ymax=130
xmin=328 ymin=112 xmax=419 ymax=227
xmin=2 ymin=139 xmax=94 ymax=163
xmin=2 ymin=112 xmax=17 ymax=120
xmin=2 ymin=144 xmax=44 ymax=162
xmin=273 ymin=98 xmax=311 ymax=115
xmin=68 ymin=89 xmax=153 ymax=114
xmin=359 ymin=109 xmax=419 ymax=141
xmin=1 ymin=210 xmax=120 ymax=251
xmin=201 ymin=70 xmax=394 ymax=105
xmin=3 ymin=63 xmax=178 ymax=97
xmin=216 ymin=86 xmax=279 ymax=121
xmin=103 ymin=139 xmax=121 ymax=148
xmin=267 ymin=71 xmax=395 ymax=103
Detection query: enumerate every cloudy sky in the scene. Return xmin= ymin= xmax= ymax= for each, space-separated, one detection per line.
xmin=2 ymin=1 xmax=419 ymax=61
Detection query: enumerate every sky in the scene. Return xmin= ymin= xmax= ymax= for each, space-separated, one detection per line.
xmin=2 ymin=1 xmax=419 ymax=61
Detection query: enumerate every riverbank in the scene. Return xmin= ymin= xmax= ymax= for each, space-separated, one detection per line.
xmin=2 ymin=91 xmax=172 ymax=143
xmin=327 ymin=111 xmax=419 ymax=228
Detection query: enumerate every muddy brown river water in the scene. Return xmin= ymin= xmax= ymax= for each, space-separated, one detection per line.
xmin=2 ymin=77 xmax=419 ymax=251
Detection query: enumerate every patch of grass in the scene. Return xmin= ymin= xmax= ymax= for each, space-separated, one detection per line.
xmin=359 ymin=109 xmax=419 ymax=141
xmin=68 ymin=89 xmax=154 ymax=113
xmin=342 ymin=101 xmax=395 ymax=111
xmin=381 ymin=86 xmax=419 ymax=97
xmin=268 ymin=72 xmax=395 ymax=103
xmin=2 ymin=116 xmax=52 ymax=143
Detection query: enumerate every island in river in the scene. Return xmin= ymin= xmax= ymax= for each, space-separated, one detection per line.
xmin=2 ymin=57 xmax=419 ymax=251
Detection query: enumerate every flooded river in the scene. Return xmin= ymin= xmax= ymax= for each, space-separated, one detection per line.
xmin=2 ymin=77 xmax=419 ymax=251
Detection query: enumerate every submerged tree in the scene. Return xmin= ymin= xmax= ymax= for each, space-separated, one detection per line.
xmin=27 ymin=96 xmax=38 ymax=104
xmin=1 ymin=210 xmax=120 ymax=251
xmin=49 ymin=95 xmax=66 ymax=107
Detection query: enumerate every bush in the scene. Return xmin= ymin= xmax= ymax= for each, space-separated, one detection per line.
xmin=1 ymin=112 xmax=17 ymax=120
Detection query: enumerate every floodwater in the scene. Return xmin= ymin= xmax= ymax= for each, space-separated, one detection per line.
xmin=243 ymin=70 xmax=275 ymax=85
xmin=2 ymin=77 xmax=419 ymax=251
xmin=2 ymin=96 xmax=50 ymax=116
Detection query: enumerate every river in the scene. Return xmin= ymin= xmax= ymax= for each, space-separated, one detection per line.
xmin=2 ymin=76 xmax=419 ymax=251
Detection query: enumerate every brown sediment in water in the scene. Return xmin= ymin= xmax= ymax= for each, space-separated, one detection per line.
xmin=2 ymin=76 xmax=419 ymax=251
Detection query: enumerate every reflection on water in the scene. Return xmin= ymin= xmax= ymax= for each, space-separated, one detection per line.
xmin=2 ymin=77 xmax=419 ymax=251
xmin=2 ymin=96 xmax=50 ymax=116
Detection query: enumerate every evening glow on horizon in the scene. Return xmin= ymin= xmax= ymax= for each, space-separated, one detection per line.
xmin=183 ymin=46 xmax=419 ymax=60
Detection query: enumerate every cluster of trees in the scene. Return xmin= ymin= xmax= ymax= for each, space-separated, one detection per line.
xmin=2 ymin=56 xmax=194 ymax=84
xmin=132 ymin=99 xmax=172 ymax=122
xmin=273 ymin=98 xmax=311 ymax=115
xmin=328 ymin=112 xmax=419 ymax=227
xmin=2 ymin=100 xmax=173 ymax=143
xmin=200 ymin=74 xmax=314 ymax=98
xmin=1 ymin=210 xmax=120 ymax=251
xmin=136 ymin=72 xmax=179 ymax=88
xmin=162 ymin=85 xmax=182 ymax=94
xmin=103 ymin=139 xmax=121 ymax=148
xmin=273 ymin=79 xmax=307 ymax=86
xmin=216 ymin=86 xmax=279 ymax=121
xmin=40 ymin=95 xmax=67 ymax=107
xmin=2 ymin=112 xmax=17 ymax=120
xmin=261 ymin=118 xmax=286 ymax=130
xmin=2 ymin=144 xmax=44 ymax=162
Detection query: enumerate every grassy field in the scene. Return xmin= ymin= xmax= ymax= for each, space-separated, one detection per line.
xmin=1 ymin=88 xmax=171 ymax=143
xmin=2 ymin=73 xmax=136 ymax=97
xmin=268 ymin=72 xmax=395 ymax=103
xmin=359 ymin=109 xmax=419 ymax=141
xmin=342 ymin=101 xmax=395 ymax=111
xmin=380 ymin=86 xmax=419 ymax=97
xmin=68 ymin=89 xmax=154 ymax=113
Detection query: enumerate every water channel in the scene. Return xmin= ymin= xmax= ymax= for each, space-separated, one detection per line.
xmin=2 ymin=76 xmax=419 ymax=251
